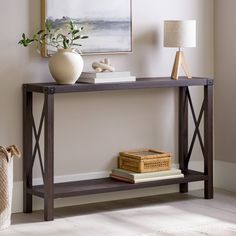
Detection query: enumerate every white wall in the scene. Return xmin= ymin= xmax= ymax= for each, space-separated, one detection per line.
xmin=215 ymin=0 xmax=236 ymax=163
xmin=213 ymin=0 xmax=236 ymax=192
xmin=0 ymin=0 xmax=214 ymax=212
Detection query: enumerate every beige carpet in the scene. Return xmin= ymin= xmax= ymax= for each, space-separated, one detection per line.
xmin=136 ymin=222 xmax=236 ymax=236
xmin=2 ymin=189 xmax=236 ymax=236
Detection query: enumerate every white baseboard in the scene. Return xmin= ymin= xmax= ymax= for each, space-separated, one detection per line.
xmin=214 ymin=160 xmax=236 ymax=192
xmin=12 ymin=161 xmax=207 ymax=213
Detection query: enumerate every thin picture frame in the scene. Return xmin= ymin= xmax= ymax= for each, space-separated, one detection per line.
xmin=41 ymin=0 xmax=132 ymax=57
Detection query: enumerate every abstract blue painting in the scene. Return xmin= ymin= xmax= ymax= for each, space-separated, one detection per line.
xmin=42 ymin=0 xmax=132 ymax=54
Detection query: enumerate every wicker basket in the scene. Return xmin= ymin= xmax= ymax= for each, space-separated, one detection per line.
xmin=0 ymin=150 xmax=13 ymax=230
xmin=118 ymin=149 xmax=171 ymax=173
xmin=0 ymin=146 xmax=20 ymax=230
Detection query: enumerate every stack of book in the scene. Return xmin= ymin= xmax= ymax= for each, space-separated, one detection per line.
xmin=110 ymin=149 xmax=184 ymax=184
xmin=110 ymin=168 xmax=184 ymax=183
xmin=77 ymin=71 xmax=136 ymax=84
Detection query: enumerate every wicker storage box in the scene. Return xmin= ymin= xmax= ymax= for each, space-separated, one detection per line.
xmin=0 ymin=146 xmax=20 ymax=231
xmin=118 ymin=149 xmax=171 ymax=173
xmin=0 ymin=149 xmax=13 ymax=230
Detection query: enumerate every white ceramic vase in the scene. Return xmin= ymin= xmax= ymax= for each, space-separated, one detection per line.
xmin=48 ymin=49 xmax=84 ymax=85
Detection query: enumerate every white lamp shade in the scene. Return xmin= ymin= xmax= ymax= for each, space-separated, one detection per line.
xmin=164 ymin=20 xmax=196 ymax=48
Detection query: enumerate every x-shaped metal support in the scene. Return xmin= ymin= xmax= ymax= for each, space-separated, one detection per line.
xmin=185 ymin=88 xmax=205 ymax=168
xmin=179 ymin=85 xmax=213 ymax=199
xmin=28 ymin=102 xmax=46 ymax=185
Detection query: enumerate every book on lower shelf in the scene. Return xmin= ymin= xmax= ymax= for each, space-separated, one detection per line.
xmin=110 ymin=168 xmax=184 ymax=184
xmin=78 ymin=76 xmax=136 ymax=84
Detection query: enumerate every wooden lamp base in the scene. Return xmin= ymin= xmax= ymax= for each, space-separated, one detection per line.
xmin=171 ymin=51 xmax=191 ymax=80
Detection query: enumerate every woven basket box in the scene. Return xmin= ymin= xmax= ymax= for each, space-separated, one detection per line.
xmin=0 ymin=155 xmax=13 ymax=230
xmin=118 ymin=149 xmax=171 ymax=173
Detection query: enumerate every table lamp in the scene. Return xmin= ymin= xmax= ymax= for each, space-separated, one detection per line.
xmin=164 ymin=20 xmax=196 ymax=80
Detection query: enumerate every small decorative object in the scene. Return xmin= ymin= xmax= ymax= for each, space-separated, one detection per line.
xmin=92 ymin=58 xmax=115 ymax=73
xmin=19 ymin=20 xmax=88 ymax=84
xmin=0 ymin=145 xmax=21 ymax=230
xmin=41 ymin=0 xmax=132 ymax=55
xmin=164 ymin=20 xmax=196 ymax=80
xmin=119 ymin=149 xmax=172 ymax=173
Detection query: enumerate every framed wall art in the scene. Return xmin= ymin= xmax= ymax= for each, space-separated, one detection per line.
xmin=41 ymin=0 xmax=132 ymax=56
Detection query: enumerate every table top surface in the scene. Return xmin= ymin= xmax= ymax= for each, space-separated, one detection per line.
xmin=23 ymin=77 xmax=214 ymax=94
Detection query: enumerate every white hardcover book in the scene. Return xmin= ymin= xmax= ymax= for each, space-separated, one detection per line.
xmin=78 ymin=76 xmax=136 ymax=84
xmin=133 ymin=173 xmax=184 ymax=183
xmin=80 ymin=71 xmax=131 ymax=79
xmin=111 ymin=168 xmax=182 ymax=180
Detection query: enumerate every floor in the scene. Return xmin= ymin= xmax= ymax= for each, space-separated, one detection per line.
xmin=2 ymin=189 xmax=236 ymax=236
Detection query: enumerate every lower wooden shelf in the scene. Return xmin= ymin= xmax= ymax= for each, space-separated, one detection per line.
xmin=29 ymin=170 xmax=207 ymax=199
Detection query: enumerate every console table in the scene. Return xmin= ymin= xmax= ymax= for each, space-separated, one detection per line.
xmin=23 ymin=77 xmax=213 ymax=221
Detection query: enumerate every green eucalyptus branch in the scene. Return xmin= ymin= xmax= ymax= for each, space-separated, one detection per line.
xmin=18 ymin=20 xmax=88 ymax=50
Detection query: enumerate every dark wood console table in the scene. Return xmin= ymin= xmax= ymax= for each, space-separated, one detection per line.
xmin=23 ymin=77 xmax=213 ymax=221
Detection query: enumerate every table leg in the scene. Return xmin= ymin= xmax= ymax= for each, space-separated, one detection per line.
xmin=204 ymin=85 xmax=213 ymax=199
xmin=44 ymin=93 xmax=54 ymax=221
xmin=179 ymin=87 xmax=189 ymax=193
xmin=23 ymin=87 xmax=33 ymax=213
